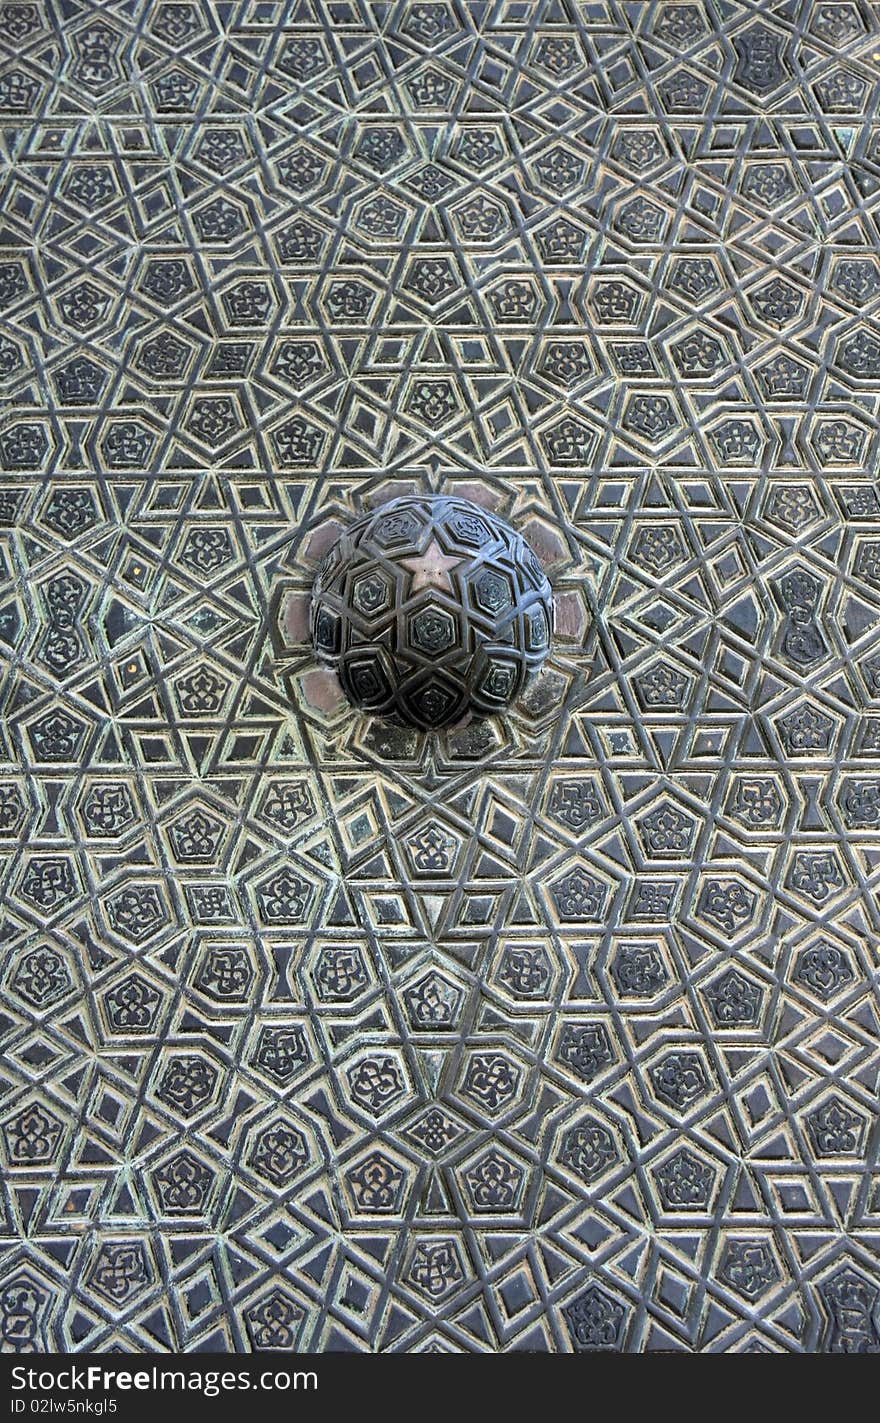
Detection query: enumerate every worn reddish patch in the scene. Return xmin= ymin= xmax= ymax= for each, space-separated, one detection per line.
xmin=281 ymin=590 xmax=311 ymax=645
xmin=451 ymin=481 xmax=503 ymax=511
xmin=522 ymin=515 xmax=567 ymax=568
xmin=554 ymin=591 xmax=588 ymax=641
xmin=304 ymin=520 xmax=344 ymax=562
xmin=368 ymin=479 xmax=420 ymax=507
xmin=300 ymin=667 xmax=345 ymax=712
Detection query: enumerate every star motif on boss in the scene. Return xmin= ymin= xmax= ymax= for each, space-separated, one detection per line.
xmin=400 ymin=539 xmax=463 ymax=593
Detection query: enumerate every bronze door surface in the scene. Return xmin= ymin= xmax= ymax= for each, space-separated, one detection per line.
xmin=0 ymin=0 xmax=879 ymax=1353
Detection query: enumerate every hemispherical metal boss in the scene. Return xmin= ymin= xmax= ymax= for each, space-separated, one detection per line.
xmin=309 ymin=494 xmax=554 ymax=730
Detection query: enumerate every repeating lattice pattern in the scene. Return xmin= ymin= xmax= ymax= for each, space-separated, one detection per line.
xmin=1 ymin=0 xmax=880 ymax=1354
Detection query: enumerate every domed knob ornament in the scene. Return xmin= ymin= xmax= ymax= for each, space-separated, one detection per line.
xmin=309 ymin=495 xmax=554 ymax=731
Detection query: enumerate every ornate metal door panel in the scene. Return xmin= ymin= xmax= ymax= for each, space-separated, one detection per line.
xmin=1 ymin=0 xmax=879 ymax=1353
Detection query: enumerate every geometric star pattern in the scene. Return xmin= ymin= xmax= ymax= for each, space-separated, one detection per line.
xmin=1 ymin=0 xmax=880 ymax=1354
